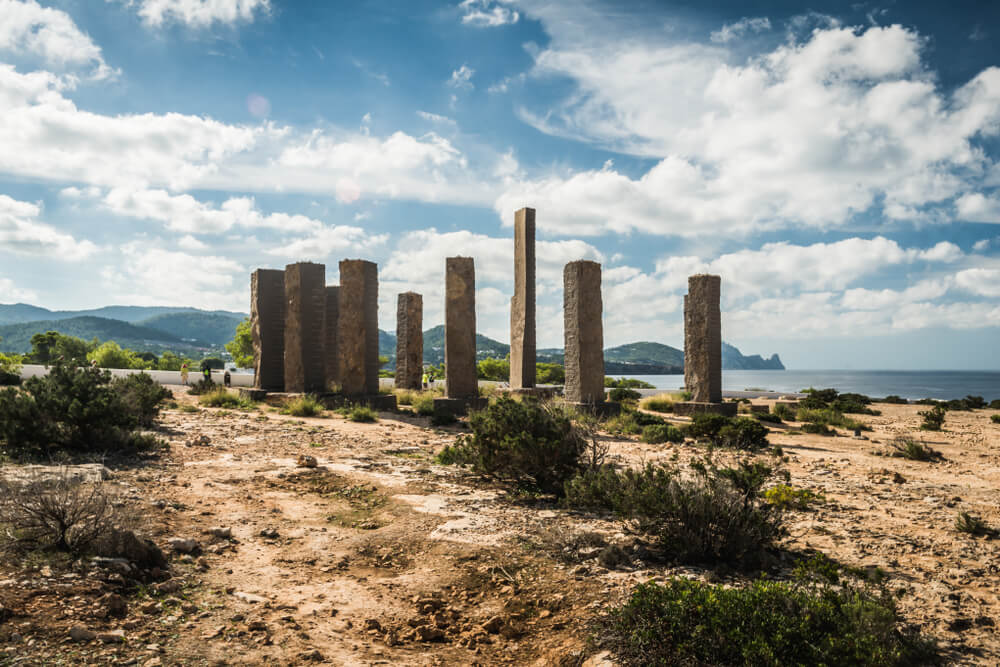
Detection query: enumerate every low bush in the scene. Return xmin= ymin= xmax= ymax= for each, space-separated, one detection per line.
xmin=755 ymin=411 xmax=782 ymax=424
xmin=603 ymin=407 xmax=665 ymax=436
xmin=772 ymin=403 xmax=796 ymax=420
xmin=640 ymin=424 xmax=684 ymax=444
xmin=412 ymin=395 xmax=435 ymax=416
xmin=801 ymin=388 xmax=881 ymax=415
xmin=0 ymin=472 xmax=137 ymax=555
xmin=394 ymin=389 xmax=417 ymax=405
xmin=436 ymin=396 xmax=585 ymax=495
xmin=280 ymin=395 xmax=324 ymax=417
xmin=886 ymin=437 xmax=942 ymax=462
xmin=198 ymin=387 xmax=255 ymax=410
xmin=115 ymin=373 xmax=171 ymax=426
xmin=638 ymin=393 xmax=677 ymax=413
xmin=990 ymin=399 xmax=1000 ymax=410
xmin=802 ymin=422 xmax=833 ymax=435
xmin=882 ymin=395 xmax=908 ymax=404
xmin=347 ymin=405 xmax=378 ymax=423
xmin=686 ymin=414 xmax=770 ymax=451
xmin=185 ymin=378 xmax=216 ymax=396
xmin=992 ymin=414 xmax=1000 ymax=424
xmin=764 ymin=484 xmax=821 ymax=510
xmin=797 ymin=407 xmax=869 ymax=431
xmin=919 ymin=405 xmax=946 ymax=431
xmin=955 ymin=512 xmax=998 ymax=537
xmin=596 ymin=556 xmax=939 ymax=666
xmin=564 ymin=460 xmax=785 ymax=568
xmin=605 ymin=377 xmax=655 ymax=389
xmin=609 ymin=386 xmax=641 ymax=402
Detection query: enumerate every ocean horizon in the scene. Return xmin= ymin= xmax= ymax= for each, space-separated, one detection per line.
xmin=623 ymin=369 xmax=1000 ymax=401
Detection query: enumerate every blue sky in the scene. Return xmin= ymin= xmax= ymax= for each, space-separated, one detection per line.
xmin=0 ymin=0 xmax=999 ymax=369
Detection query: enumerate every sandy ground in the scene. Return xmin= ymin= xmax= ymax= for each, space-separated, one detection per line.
xmin=1 ymin=388 xmax=999 ymax=665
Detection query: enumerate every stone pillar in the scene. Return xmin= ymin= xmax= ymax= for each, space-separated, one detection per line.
xmin=444 ymin=257 xmax=477 ymax=399
xmin=563 ymin=260 xmax=605 ymax=404
xmin=510 ymin=207 xmax=536 ymax=389
xmin=325 ymin=286 xmax=339 ymax=389
xmin=684 ymin=274 xmax=722 ymax=403
xmin=284 ymin=262 xmax=326 ymax=393
xmin=338 ymin=260 xmax=379 ymax=396
xmin=251 ymin=269 xmax=285 ymax=391
xmin=396 ymin=292 xmax=423 ymax=391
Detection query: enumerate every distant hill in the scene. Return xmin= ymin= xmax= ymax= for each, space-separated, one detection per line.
xmin=137 ymin=312 xmax=244 ymax=346
xmin=0 ymin=316 xmax=184 ymax=354
xmin=379 ymin=325 xmax=510 ymax=365
xmin=722 ymin=342 xmax=784 ymax=370
xmin=0 ymin=303 xmax=246 ymax=326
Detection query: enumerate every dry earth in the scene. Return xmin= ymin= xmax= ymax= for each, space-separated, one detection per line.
xmin=1 ymin=388 xmax=999 ymax=666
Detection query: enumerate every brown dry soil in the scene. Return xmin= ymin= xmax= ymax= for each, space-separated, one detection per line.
xmin=1 ymin=389 xmax=999 ymax=666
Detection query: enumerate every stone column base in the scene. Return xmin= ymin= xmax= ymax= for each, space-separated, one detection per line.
xmin=239 ymin=388 xmax=269 ymax=401
xmin=748 ymin=404 xmax=770 ymax=414
xmin=566 ymin=401 xmax=621 ymax=417
xmin=672 ymin=401 xmax=738 ymax=417
xmin=433 ymin=397 xmax=489 ymax=416
xmin=506 ymin=387 xmax=558 ymax=399
xmin=320 ymin=393 xmax=398 ymax=411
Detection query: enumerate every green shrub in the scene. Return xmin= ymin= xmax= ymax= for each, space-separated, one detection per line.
xmin=764 ymin=484 xmax=821 ymax=510
xmin=802 ymin=422 xmax=833 ymax=435
xmin=801 ymin=388 xmax=881 ymax=415
xmin=882 ymin=395 xmax=908 ymax=404
xmin=0 ymin=362 xmax=141 ymax=458
xmin=919 ymin=405 xmax=945 ymax=431
xmin=347 ymin=405 xmax=378 ymax=423
xmin=185 ymin=378 xmax=216 ymax=396
xmin=685 ymin=413 xmax=732 ymax=440
xmin=0 ymin=352 xmax=22 ymax=386
xmin=990 ymin=399 xmax=1000 ymax=410
xmin=113 ymin=373 xmax=172 ymax=427
xmin=609 ymin=386 xmax=641 ymax=402
xmin=605 ymin=377 xmax=655 ymax=389
xmin=280 ymin=395 xmax=324 ymax=417
xmin=395 ymin=389 xmax=416 ymax=405
xmin=604 ymin=408 xmax=666 ymax=436
xmin=413 ymin=394 xmax=435 ymax=416
xmin=797 ymin=407 xmax=868 ymax=431
xmin=564 ymin=460 xmax=785 ymax=567
xmin=476 ymin=357 xmax=509 ymax=381
xmin=638 ymin=393 xmax=677 ymax=413
xmin=596 ymin=560 xmax=938 ymax=666
xmin=955 ymin=512 xmax=998 ymax=537
xmin=992 ymin=414 xmax=1000 ymax=424
xmin=685 ymin=414 xmax=770 ymax=451
xmin=535 ymin=362 xmax=565 ymax=384
xmin=198 ymin=387 xmax=255 ymax=410
xmin=640 ymin=424 xmax=684 ymax=444
xmin=772 ymin=403 xmax=796 ymax=420
xmin=755 ymin=411 xmax=782 ymax=424
xmin=436 ymin=397 xmax=585 ymax=495
xmin=886 ymin=437 xmax=942 ymax=462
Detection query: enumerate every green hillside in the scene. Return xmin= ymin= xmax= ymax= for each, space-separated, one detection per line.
xmin=0 ymin=316 xmax=183 ymax=354
xmin=0 ymin=303 xmax=246 ymax=326
xmin=138 ymin=312 xmax=243 ymax=346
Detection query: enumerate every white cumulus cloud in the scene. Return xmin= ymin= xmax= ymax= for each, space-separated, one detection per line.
xmin=0 ymin=0 xmax=115 ymax=78
xmin=116 ymin=0 xmax=271 ymax=28
xmin=0 ymin=193 xmax=96 ymax=260
xmin=459 ymin=0 xmax=519 ymax=27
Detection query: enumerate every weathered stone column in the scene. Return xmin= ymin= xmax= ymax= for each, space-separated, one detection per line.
xmin=338 ymin=260 xmax=379 ymax=396
xmin=509 ymin=207 xmax=536 ymax=389
xmin=563 ymin=260 xmax=605 ymax=404
xmin=284 ymin=262 xmax=326 ymax=393
xmin=325 ymin=286 xmax=339 ymax=389
xmin=684 ymin=274 xmax=722 ymax=403
xmin=396 ymin=292 xmax=423 ymax=391
xmin=251 ymin=268 xmax=285 ymax=391
xmin=444 ymin=257 xmax=477 ymax=399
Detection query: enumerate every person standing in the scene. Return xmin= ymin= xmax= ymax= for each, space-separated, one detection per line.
xmin=181 ymin=363 xmax=189 ymax=385
xmin=224 ymin=369 xmax=231 ymax=387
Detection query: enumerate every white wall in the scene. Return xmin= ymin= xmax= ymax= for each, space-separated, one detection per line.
xmin=19 ymin=364 xmax=255 ymax=387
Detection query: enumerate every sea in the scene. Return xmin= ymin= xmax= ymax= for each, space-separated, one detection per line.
xmin=625 ymin=370 xmax=1000 ymax=401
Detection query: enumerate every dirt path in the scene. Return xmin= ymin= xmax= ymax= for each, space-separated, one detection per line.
xmin=1 ymin=391 xmax=999 ymax=665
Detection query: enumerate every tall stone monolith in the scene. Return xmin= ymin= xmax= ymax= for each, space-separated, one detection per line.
xmin=284 ymin=262 xmax=326 ymax=393
xmin=684 ymin=274 xmax=722 ymax=403
xmin=251 ymin=268 xmax=285 ymax=391
xmin=563 ymin=260 xmax=604 ymax=404
xmin=325 ymin=285 xmax=340 ymax=389
xmin=338 ymin=260 xmax=379 ymax=396
xmin=510 ymin=207 xmax=536 ymax=389
xmin=396 ymin=292 xmax=423 ymax=391
xmin=444 ymin=257 xmax=477 ymax=399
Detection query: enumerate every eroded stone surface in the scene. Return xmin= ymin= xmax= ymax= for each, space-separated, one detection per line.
xmin=684 ymin=274 xmax=722 ymax=403
xmin=509 ymin=207 xmax=536 ymax=389
xmin=284 ymin=262 xmax=327 ymax=393
xmin=338 ymin=260 xmax=379 ymax=396
xmin=396 ymin=292 xmax=423 ymax=391
xmin=325 ymin=286 xmax=340 ymax=389
xmin=445 ymin=257 xmax=477 ymax=399
xmin=563 ymin=260 xmax=604 ymax=404
xmin=251 ymin=269 xmax=285 ymax=391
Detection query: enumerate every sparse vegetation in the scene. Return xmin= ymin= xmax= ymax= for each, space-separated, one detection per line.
xmin=991 ymin=414 xmax=1000 ymax=424
xmin=638 ymin=393 xmax=679 ymax=413
xmin=608 ymin=386 xmax=641 ymax=402
xmin=801 ymin=388 xmax=881 ymax=415
xmin=886 ymin=437 xmax=943 ymax=462
xmin=686 ymin=414 xmax=770 ymax=451
xmin=955 ymin=512 xmax=998 ymax=537
xmin=605 ymin=377 xmax=656 ymax=389
xmin=280 ymin=395 xmax=324 ymax=417
xmin=596 ymin=555 xmax=939 ymax=666
xmin=564 ymin=459 xmax=787 ymax=568
xmin=640 ymin=424 xmax=684 ymax=444
xmin=436 ymin=397 xmax=585 ymax=495
xmin=802 ymin=422 xmax=833 ymax=435
xmin=773 ymin=403 xmax=796 ymax=420
xmin=412 ymin=394 xmax=436 ymax=416
xmin=198 ymin=387 xmax=255 ymax=410
xmin=347 ymin=405 xmax=378 ymax=423
xmin=797 ymin=407 xmax=869 ymax=431
xmin=603 ymin=407 xmax=666 ymax=437
xmin=755 ymin=411 xmax=782 ymax=424
xmin=764 ymin=484 xmax=822 ymax=510
xmin=113 ymin=372 xmax=172 ymax=426
xmin=919 ymin=405 xmax=946 ymax=431
xmin=882 ymin=395 xmax=908 ymax=404
xmin=185 ymin=378 xmax=216 ymax=396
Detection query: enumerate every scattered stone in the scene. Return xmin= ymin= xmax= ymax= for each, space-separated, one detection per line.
xmin=155 ymin=580 xmax=183 ymax=595
xmin=143 ymin=658 xmax=163 ymax=667
xmin=69 ymin=626 xmax=96 ymax=642
xmin=363 ymin=618 xmax=383 ymax=632
xmin=168 ymin=537 xmax=199 ymax=554
xmin=97 ymin=629 xmax=125 ymax=643
xmin=296 ymin=455 xmax=318 ymax=468
xmin=233 ymin=591 xmax=269 ymax=604
xmin=259 ymin=528 xmax=280 ymax=539
xmin=415 ymin=625 xmax=445 ymax=642
xmin=482 ymin=616 xmax=504 ymax=634
xmin=298 ymin=649 xmax=325 ymax=662
xmin=204 ymin=526 xmax=232 ymax=539
xmin=102 ymin=593 xmax=127 ymax=618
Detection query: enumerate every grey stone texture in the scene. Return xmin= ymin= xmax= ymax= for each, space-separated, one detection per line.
xmin=325 ymin=286 xmax=340 ymax=389
xmin=338 ymin=260 xmax=380 ymax=396
xmin=444 ymin=257 xmax=478 ymax=399
xmin=563 ymin=260 xmax=605 ymax=404
xmin=251 ymin=268 xmax=285 ymax=391
xmin=509 ymin=207 xmax=536 ymax=389
xmin=283 ymin=262 xmax=327 ymax=393
xmin=683 ymin=274 xmax=723 ymax=403
xmin=672 ymin=401 xmax=738 ymax=417
xmin=396 ymin=292 xmax=423 ymax=391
